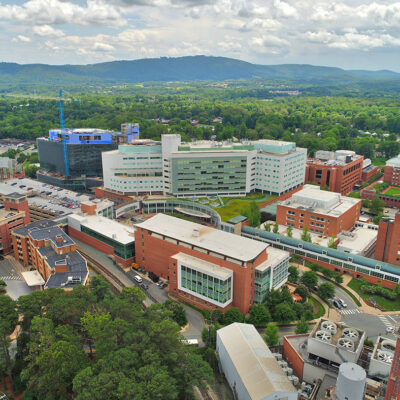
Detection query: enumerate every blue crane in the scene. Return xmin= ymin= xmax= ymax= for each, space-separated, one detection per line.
xmin=58 ymin=89 xmax=70 ymax=177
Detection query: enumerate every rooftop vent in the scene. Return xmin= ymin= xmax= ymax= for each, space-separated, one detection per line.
xmin=342 ymin=328 xmax=359 ymax=341
xmin=321 ymin=321 xmax=337 ymax=335
xmin=315 ymin=330 xmax=332 ymax=343
xmin=192 ymin=228 xmax=199 ymax=238
xmin=377 ymin=350 xmax=394 ymax=363
xmin=337 ymin=337 xmax=354 ymax=351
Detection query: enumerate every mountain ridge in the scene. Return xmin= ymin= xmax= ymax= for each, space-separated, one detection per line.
xmin=0 ymin=55 xmax=399 ymax=85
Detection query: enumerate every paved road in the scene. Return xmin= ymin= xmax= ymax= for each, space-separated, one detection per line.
xmin=0 ymin=258 xmax=34 ymax=299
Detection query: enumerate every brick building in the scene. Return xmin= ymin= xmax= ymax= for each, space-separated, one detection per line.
xmin=385 ymin=334 xmax=400 ymax=400
xmin=375 ymin=213 xmax=400 ymax=266
xmin=0 ymin=193 xmax=30 ymax=255
xmin=12 ymin=219 xmax=89 ymax=290
xmin=276 ymin=185 xmax=361 ymax=237
xmin=305 ymin=150 xmax=364 ymax=195
xmin=0 ymin=157 xmax=24 ymax=181
xmin=384 ymin=154 xmax=400 ymax=185
xmin=134 ymin=214 xmax=290 ymax=314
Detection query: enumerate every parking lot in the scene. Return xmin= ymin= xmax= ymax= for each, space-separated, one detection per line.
xmin=0 ymin=258 xmax=34 ymax=299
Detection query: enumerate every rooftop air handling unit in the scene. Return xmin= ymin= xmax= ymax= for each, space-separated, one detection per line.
xmin=377 ymin=350 xmax=394 ymax=363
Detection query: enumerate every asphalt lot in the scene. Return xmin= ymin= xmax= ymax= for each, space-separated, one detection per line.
xmin=0 ymin=258 xmax=19 ymax=278
xmin=0 ymin=258 xmax=34 ymax=300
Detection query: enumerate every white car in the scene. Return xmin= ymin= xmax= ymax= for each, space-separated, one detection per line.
xmin=386 ymin=327 xmax=394 ymax=333
xmin=338 ymin=298 xmax=347 ymax=308
xmin=134 ymin=275 xmax=143 ymax=283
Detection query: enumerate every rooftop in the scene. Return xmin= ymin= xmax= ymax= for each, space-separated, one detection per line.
xmin=29 ymin=225 xmax=75 ymax=248
xmin=0 ymin=209 xmax=22 ymax=221
xmin=68 ymin=214 xmax=135 ymax=244
xmin=13 ymin=219 xmax=59 ymax=237
xmin=387 ymin=154 xmax=400 ymax=168
xmin=217 ymin=323 xmax=296 ymax=399
xmin=136 ymin=213 xmax=268 ymax=262
xmin=337 ymin=227 xmax=377 ymax=255
xmin=172 ymin=252 xmax=233 ymax=280
xmin=256 ymin=247 xmax=289 ymax=272
xmin=281 ymin=185 xmax=361 ymax=217
xmin=308 ymin=150 xmax=362 ymax=167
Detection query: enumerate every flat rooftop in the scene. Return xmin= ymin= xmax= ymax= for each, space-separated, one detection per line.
xmin=13 ymin=219 xmax=59 ymax=237
xmin=256 ymin=247 xmax=289 ymax=272
xmin=217 ymin=323 xmax=296 ymax=398
xmin=29 ymin=225 xmax=75 ymax=248
xmin=136 ymin=213 xmax=268 ymax=262
xmin=0 ymin=209 xmax=22 ymax=221
xmin=337 ymin=227 xmax=377 ymax=254
xmin=172 ymin=252 xmax=233 ymax=280
xmin=281 ymin=185 xmax=361 ymax=217
xmin=69 ymin=214 xmax=135 ymax=244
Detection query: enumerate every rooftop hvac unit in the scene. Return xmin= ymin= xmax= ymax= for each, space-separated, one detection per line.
xmin=315 ymin=330 xmax=332 ymax=343
xmin=278 ymin=360 xmax=288 ymax=368
xmin=336 ymin=362 xmax=366 ymax=400
xmin=273 ymin=353 xmax=282 ymax=361
xmin=338 ymin=337 xmax=354 ymax=351
xmin=381 ymin=339 xmax=396 ymax=353
xmin=377 ymin=350 xmax=394 ymax=363
xmin=288 ymin=375 xmax=299 ymax=385
xmin=321 ymin=320 xmax=337 ymax=334
xmin=283 ymin=367 xmax=293 ymax=375
xmin=342 ymin=328 xmax=360 ymax=341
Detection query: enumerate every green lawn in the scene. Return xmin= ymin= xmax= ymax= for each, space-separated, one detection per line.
xmin=220 ymin=192 xmax=267 ymax=203
xmin=348 ymin=278 xmax=400 ymax=311
xmin=215 ymin=195 xmax=275 ymax=222
xmin=384 ymin=187 xmax=400 ymax=198
xmin=308 ymin=296 xmax=325 ymax=319
xmin=371 ymin=157 xmax=387 ymax=166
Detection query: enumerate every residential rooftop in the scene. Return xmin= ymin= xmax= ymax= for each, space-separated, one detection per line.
xmin=281 ymin=185 xmax=361 ymax=217
xmin=135 ymin=213 xmax=268 ymax=262
xmin=217 ymin=323 xmax=296 ymax=399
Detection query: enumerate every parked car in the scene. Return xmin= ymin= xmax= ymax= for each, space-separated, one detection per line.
xmin=332 ymin=299 xmax=342 ymax=309
xmin=134 ymin=275 xmax=143 ymax=283
xmin=338 ymin=298 xmax=347 ymax=308
xmin=386 ymin=327 xmax=394 ymax=333
xmin=140 ymin=283 xmax=148 ymax=291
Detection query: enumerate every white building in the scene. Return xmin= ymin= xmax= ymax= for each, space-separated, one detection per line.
xmin=216 ymin=323 xmax=297 ymax=400
xmin=101 ymin=134 xmax=307 ymax=197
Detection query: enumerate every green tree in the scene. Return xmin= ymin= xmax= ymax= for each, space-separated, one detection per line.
xmin=264 ymin=323 xmax=279 ymax=347
xmin=300 ymin=271 xmax=318 ymax=291
xmin=287 ymin=225 xmax=293 ymax=238
xmin=295 ymin=317 xmax=309 ymax=334
xmin=202 ymin=323 xmax=220 ymax=349
xmin=280 ymin=285 xmax=293 ymax=304
xmin=370 ymin=196 xmax=385 ymax=215
xmin=0 ymin=279 xmax=6 ymax=293
xmin=273 ymin=222 xmax=279 ymax=234
xmin=248 ymin=304 xmax=271 ymax=327
xmin=288 ymin=266 xmax=299 ymax=284
xmin=333 ymin=273 xmax=344 ymax=284
xmin=274 ymin=303 xmax=297 ymax=324
xmin=89 ymin=275 xmax=110 ymax=302
xmin=243 ymin=201 xmax=260 ymax=227
xmin=317 ymin=282 xmax=335 ymax=300
xmin=264 ymin=223 xmax=271 ymax=232
xmin=294 ymin=285 xmax=308 ymax=302
xmin=301 ymin=225 xmax=312 ymax=242
xmin=223 ymin=307 xmax=244 ymax=325
xmin=328 ymin=236 xmax=336 ymax=249
xmin=322 ymin=268 xmax=334 ymax=279
xmin=164 ymin=300 xmax=187 ymax=327
xmin=210 ymin=309 xmax=223 ymax=324
xmin=0 ymin=295 xmax=18 ymax=389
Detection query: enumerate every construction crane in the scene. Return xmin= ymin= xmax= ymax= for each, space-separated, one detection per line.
xmin=58 ymin=89 xmax=70 ymax=177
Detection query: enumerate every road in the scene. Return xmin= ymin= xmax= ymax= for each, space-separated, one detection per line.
xmin=0 ymin=257 xmax=34 ymax=299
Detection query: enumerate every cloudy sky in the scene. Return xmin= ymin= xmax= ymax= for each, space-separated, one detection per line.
xmin=1 ymin=0 xmax=400 ymax=70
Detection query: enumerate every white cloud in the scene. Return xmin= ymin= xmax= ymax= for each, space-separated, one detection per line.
xmin=12 ymin=34 xmax=31 ymax=42
xmin=33 ymin=24 xmax=64 ymax=36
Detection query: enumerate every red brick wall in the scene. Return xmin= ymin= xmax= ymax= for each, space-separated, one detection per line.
xmin=68 ymin=226 xmax=133 ymax=268
xmin=276 ymin=199 xmax=361 ymax=237
xmin=283 ymin=335 xmax=306 ymax=380
xmin=362 ymin=166 xmax=380 ymax=182
xmin=306 ymin=156 xmax=363 ymax=195
xmin=385 ymin=337 xmax=400 ymax=400
xmin=375 ymin=214 xmax=400 ymax=266
xmin=135 ymin=226 xmax=265 ymax=314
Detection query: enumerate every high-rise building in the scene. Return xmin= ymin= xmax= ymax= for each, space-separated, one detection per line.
xmin=37 ymin=124 xmax=139 ymax=177
xmin=375 ymin=213 xmax=400 ymax=266
xmin=305 ymin=150 xmax=364 ymax=195
xmin=101 ymin=134 xmax=307 ymax=198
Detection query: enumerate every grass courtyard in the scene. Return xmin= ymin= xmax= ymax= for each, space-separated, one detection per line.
xmin=384 ymin=186 xmax=400 ymax=198
xmin=348 ymin=278 xmax=400 ymax=311
xmin=215 ymin=194 xmax=275 ymax=222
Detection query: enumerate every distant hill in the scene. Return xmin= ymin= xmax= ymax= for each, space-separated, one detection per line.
xmin=0 ymin=55 xmax=399 ymax=85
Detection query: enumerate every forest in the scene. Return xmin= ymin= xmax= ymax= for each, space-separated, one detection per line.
xmin=1 ymin=83 xmax=400 ymax=160
xmin=0 ymin=276 xmax=212 ymax=400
